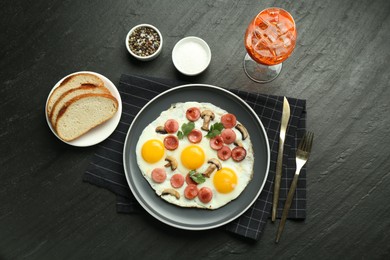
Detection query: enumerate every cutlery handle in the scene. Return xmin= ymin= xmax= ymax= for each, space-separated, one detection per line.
xmin=275 ymin=167 xmax=301 ymax=243
xmin=272 ymin=137 xmax=285 ymax=222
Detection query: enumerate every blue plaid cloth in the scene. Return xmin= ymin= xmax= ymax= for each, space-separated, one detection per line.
xmin=83 ymin=74 xmax=307 ymax=240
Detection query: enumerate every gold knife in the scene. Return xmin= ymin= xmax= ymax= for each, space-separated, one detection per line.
xmin=272 ymin=97 xmax=290 ymax=222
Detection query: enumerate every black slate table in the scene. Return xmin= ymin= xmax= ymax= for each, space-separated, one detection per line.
xmin=1 ymin=0 xmax=390 ymax=259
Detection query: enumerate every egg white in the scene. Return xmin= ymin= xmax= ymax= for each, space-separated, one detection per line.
xmin=135 ymin=102 xmax=254 ymax=210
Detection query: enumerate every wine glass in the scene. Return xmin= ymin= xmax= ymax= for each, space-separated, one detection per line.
xmin=244 ymin=8 xmax=297 ymax=83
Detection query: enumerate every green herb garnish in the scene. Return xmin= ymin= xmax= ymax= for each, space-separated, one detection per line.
xmin=189 ymin=170 xmax=206 ymax=184
xmin=177 ymin=131 xmax=184 ymax=139
xmin=205 ymin=122 xmax=224 ymax=139
xmin=177 ymin=122 xmax=195 ymax=140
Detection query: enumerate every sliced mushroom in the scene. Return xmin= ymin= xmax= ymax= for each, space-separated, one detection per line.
xmin=235 ymin=123 xmax=248 ymax=140
xmin=201 ymin=110 xmax=215 ymax=131
xmin=203 ymin=158 xmax=222 ymax=178
xmin=155 ymin=126 xmax=168 ymax=134
xmin=162 ymin=188 xmax=180 ymax=199
xmin=234 ymin=140 xmax=244 ymax=147
xmin=164 ymin=156 xmax=178 ymax=171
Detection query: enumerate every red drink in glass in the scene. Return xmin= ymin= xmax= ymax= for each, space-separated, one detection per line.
xmin=244 ymin=7 xmax=297 ymax=82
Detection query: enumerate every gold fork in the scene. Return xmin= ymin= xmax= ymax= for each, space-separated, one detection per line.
xmin=275 ymin=131 xmax=314 ymax=243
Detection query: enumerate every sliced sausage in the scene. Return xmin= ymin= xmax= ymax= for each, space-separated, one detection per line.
xmin=185 ymin=173 xmax=197 ymax=185
xmin=217 ymin=146 xmax=232 ymax=161
xmin=198 ymin=187 xmax=213 ymax=203
xmin=221 ymin=128 xmax=236 ymax=144
xmin=164 ymin=119 xmax=179 ymax=133
xmin=187 ymin=129 xmax=202 ymax=143
xmin=184 ymin=184 xmax=198 ymax=200
xmin=221 ymin=113 xmax=237 ymax=128
xmin=210 ymin=136 xmax=224 ymax=150
xmin=164 ymin=135 xmax=179 ymax=150
xmin=231 ymin=146 xmax=247 ymax=162
xmin=186 ymin=107 xmax=201 ymax=121
xmin=170 ymin=173 xmax=185 ymax=188
xmin=151 ymin=168 xmax=167 ymax=183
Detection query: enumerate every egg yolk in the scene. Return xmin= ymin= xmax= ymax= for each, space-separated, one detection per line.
xmin=181 ymin=145 xmax=205 ymax=170
xmin=213 ymin=168 xmax=238 ymax=194
xmin=141 ymin=139 xmax=165 ymax=163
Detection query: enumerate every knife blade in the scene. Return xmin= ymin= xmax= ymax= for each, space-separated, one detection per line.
xmin=272 ymin=97 xmax=290 ymax=222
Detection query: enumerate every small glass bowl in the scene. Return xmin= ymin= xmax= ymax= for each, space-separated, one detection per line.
xmin=125 ymin=24 xmax=163 ymax=61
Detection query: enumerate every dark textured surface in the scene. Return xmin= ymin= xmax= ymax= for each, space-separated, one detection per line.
xmin=1 ymin=0 xmax=390 ymax=259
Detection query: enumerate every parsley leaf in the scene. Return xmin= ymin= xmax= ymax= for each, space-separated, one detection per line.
xmin=189 ymin=170 xmax=206 ymax=184
xmin=177 ymin=131 xmax=184 ymax=140
xmin=177 ymin=122 xmax=195 ymax=139
xmin=205 ymin=122 xmax=224 ymax=138
xmin=182 ymin=122 xmax=195 ymax=135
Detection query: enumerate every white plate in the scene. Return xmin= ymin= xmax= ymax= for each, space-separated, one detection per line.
xmin=45 ymin=71 xmax=122 ymax=147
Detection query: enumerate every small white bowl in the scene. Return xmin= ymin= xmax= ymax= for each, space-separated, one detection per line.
xmin=172 ymin=36 xmax=211 ymax=76
xmin=125 ymin=24 xmax=163 ymax=61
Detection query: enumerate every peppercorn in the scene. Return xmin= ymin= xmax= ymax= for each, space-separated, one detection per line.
xmin=128 ymin=26 xmax=161 ymax=57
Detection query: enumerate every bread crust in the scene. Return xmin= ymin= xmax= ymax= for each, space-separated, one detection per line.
xmin=47 ymin=73 xmax=104 ymax=115
xmin=54 ymin=93 xmax=118 ymax=141
xmin=49 ymin=83 xmax=110 ymax=125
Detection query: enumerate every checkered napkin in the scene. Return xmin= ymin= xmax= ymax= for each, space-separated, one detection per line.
xmin=83 ymin=74 xmax=307 ymax=241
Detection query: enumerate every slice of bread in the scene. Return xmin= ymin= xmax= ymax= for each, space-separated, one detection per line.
xmin=47 ymin=73 xmax=104 ymax=116
xmin=55 ymin=93 xmax=118 ymax=142
xmin=49 ymin=84 xmax=110 ymax=126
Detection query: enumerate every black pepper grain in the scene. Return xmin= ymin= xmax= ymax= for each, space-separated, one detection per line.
xmin=128 ymin=26 xmax=161 ymax=57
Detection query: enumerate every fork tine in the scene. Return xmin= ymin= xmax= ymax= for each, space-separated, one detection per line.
xmin=298 ymin=132 xmax=307 ymax=150
xmin=306 ymin=131 xmax=314 ymax=153
xmin=298 ymin=133 xmax=305 ymax=150
xmin=302 ymin=134 xmax=307 ymax=151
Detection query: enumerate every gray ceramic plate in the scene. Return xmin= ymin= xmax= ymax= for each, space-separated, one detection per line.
xmin=123 ymin=84 xmax=270 ymax=230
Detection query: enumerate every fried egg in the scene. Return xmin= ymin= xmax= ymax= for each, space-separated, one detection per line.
xmin=135 ymin=102 xmax=254 ymax=209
